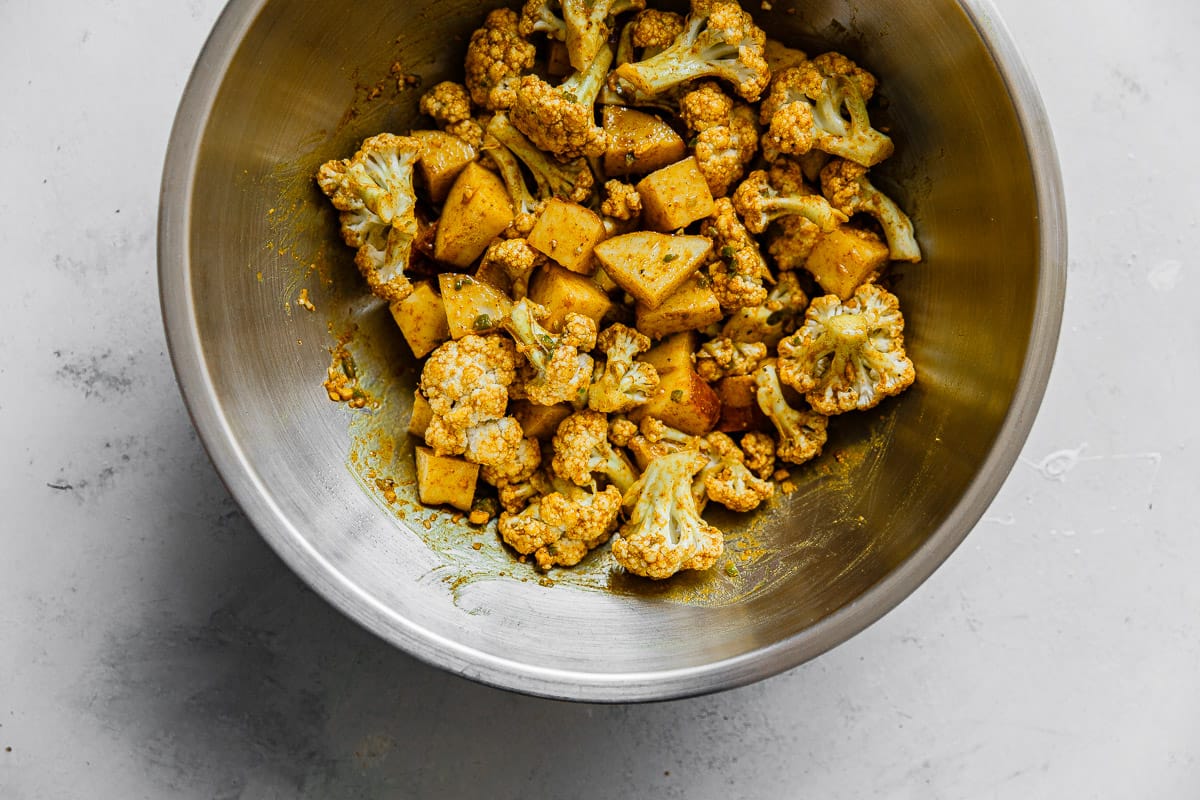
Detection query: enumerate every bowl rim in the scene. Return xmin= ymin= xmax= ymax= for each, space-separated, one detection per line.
xmin=158 ymin=0 xmax=1067 ymax=702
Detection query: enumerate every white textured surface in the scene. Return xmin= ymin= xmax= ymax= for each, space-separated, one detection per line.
xmin=2 ymin=0 xmax=1198 ymax=797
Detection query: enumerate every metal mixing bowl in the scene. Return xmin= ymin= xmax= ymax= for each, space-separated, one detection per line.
xmin=159 ymin=0 xmax=1065 ymax=701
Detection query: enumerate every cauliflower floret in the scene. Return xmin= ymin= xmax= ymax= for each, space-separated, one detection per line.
xmin=487 ymin=113 xmax=595 ymax=205
xmin=625 ymin=415 xmax=694 ymax=470
xmin=701 ymin=197 xmax=770 ymax=311
xmin=587 ymin=323 xmax=660 ymax=414
xmin=482 ymin=435 xmax=543 ymax=487
xmin=480 ymin=237 xmax=544 ymax=299
xmin=753 ymin=361 xmax=829 ymax=465
xmin=611 ymin=0 xmax=770 ymax=102
xmin=630 ymin=9 xmax=684 ymax=54
xmin=510 ymin=44 xmax=613 ymax=160
xmin=316 ymin=133 xmax=422 ymax=303
xmin=504 ymin=298 xmax=597 ymax=406
xmin=694 ymin=336 xmax=767 ymax=382
xmin=731 ymin=168 xmax=846 ymax=236
xmin=820 ymin=157 xmax=922 ymax=262
xmin=613 ymin=450 xmax=724 ymax=579
xmin=464 ymin=8 xmax=537 ymax=110
xmin=600 ymin=179 xmax=643 ymax=221
xmin=551 ymin=409 xmax=641 ymax=493
xmin=776 ymin=283 xmax=915 ymax=414
xmin=721 ymin=270 xmax=809 ymax=347
xmin=759 ymin=52 xmax=893 ymax=167
xmin=739 ymin=430 xmax=776 ymax=479
xmin=498 ymin=481 xmax=623 ymax=569
xmin=608 ymin=416 xmax=639 ymax=447
xmin=418 ymin=81 xmax=484 ymax=147
xmin=698 ymin=431 xmax=774 ymax=512
xmin=680 ymin=82 xmax=759 ymax=198
xmin=418 ymin=335 xmax=524 ymax=467
xmin=518 ymin=0 xmax=567 ymax=41
xmin=767 ymin=214 xmax=822 ymax=272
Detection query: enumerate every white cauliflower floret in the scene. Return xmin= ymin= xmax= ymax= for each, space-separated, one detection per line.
xmin=551 ymin=409 xmax=641 ymax=494
xmin=418 ymin=334 xmax=523 ymax=467
xmin=697 ymin=431 xmax=774 ymax=512
xmin=701 ymin=197 xmax=770 ymax=312
xmin=721 ymin=270 xmax=809 ymax=348
xmin=587 ymin=323 xmax=659 ymax=414
xmin=613 ymin=450 xmax=724 ymax=580
xmin=503 ymin=298 xmax=597 ymax=407
xmin=694 ymin=336 xmax=767 ymax=382
xmin=498 ymin=480 xmax=623 ymax=569
xmin=482 ymin=436 xmax=543 ymax=488
xmin=777 ymin=283 xmax=915 ymax=414
xmin=753 ymin=361 xmax=829 ymax=465
xmin=316 ymin=133 xmax=422 ymax=303
xmin=739 ymin=430 xmax=776 ymax=479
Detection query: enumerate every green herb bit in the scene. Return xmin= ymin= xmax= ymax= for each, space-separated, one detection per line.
xmin=670 ymin=389 xmax=684 ymax=402
xmin=662 ymin=253 xmax=677 ymax=263
xmin=721 ymin=245 xmax=736 ymax=259
xmin=472 ymin=313 xmax=492 ymax=331
xmin=725 ymin=561 xmax=739 ymax=577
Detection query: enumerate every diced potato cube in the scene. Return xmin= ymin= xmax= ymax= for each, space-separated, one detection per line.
xmin=434 ymin=161 xmax=513 ymax=267
xmin=473 ymin=254 xmax=513 ymax=295
xmin=511 ymin=400 xmax=573 ymax=440
xmin=389 ymin=281 xmax=450 ymax=358
xmin=546 ymin=41 xmax=572 ymax=77
xmin=527 ymin=198 xmax=606 ymax=274
xmin=415 ymin=446 xmax=479 ymax=512
xmin=603 ymin=106 xmax=688 ymax=177
xmin=628 ymin=368 xmax=721 ymax=435
xmin=592 ymin=232 xmax=712 ymax=309
xmin=642 ymin=330 xmax=700 ymax=375
xmin=635 ymin=276 xmax=722 ymax=340
xmin=411 ymin=129 xmax=477 ymax=203
xmin=438 ymin=273 xmax=512 ymax=339
xmin=715 ymin=375 xmax=766 ymax=433
xmin=636 ymin=158 xmax=715 ymax=232
xmin=527 ymin=263 xmax=614 ymax=331
xmin=804 ymin=225 xmax=891 ymax=300
xmin=409 ymin=390 xmax=434 ymax=437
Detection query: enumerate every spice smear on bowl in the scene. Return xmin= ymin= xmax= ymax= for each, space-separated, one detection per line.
xmin=315 ymin=0 xmax=920 ymax=580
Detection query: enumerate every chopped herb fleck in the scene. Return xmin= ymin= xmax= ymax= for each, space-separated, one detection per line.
xmin=625 ymin=152 xmax=636 ymax=165
xmin=539 ymin=334 xmax=556 ymax=348
xmin=725 ymin=561 xmax=739 ymax=577
xmin=454 ymin=279 xmax=464 ymax=291
xmin=721 ymin=245 xmax=736 ymax=259
xmin=670 ymin=389 xmax=684 ymax=402
xmin=766 ymin=310 xmax=785 ymax=326
xmin=472 ymin=313 xmax=492 ymax=330
xmin=662 ymin=253 xmax=677 ymax=262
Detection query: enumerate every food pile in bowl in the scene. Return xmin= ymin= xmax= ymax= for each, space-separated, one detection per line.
xmin=316 ymin=0 xmax=921 ymax=581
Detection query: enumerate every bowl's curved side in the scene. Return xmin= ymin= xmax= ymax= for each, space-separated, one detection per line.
xmin=160 ymin=0 xmax=1066 ymax=702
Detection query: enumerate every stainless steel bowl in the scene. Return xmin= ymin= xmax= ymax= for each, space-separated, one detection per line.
xmin=160 ymin=0 xmax=1065 ymax=701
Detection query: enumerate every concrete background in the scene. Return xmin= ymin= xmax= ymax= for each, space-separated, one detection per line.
xmin=2 ymin=0 xmax=1197 ymax=797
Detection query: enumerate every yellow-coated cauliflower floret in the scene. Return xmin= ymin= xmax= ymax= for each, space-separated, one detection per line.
xmin=480 ymin=237 xmax=545 ymax=299
xmin=464 ymin=8 xmax=537 ymax=110
xmin=759 ymin=52 xmax=892 ymax=167
xmin=630 ymin=8 xmax=684 ymax=52
xmin=701 ymin=197 xmax=770 ymax=311
xmin=551 ymin=409 xmax=641 ymax=493
xmin=418 ymin=81 xmax=484 ymax=147
xmin=510 ymin=44 xmax=613 ymax=160
xmin=600 ymin=179 xmax=643 ymax=221
xmin=482 ymin=435 xmax=543 ymax=488
xmin=739 ymin=430 xmax=776 ymax=480
xmin=731 ymin=168 xmax=846 ymax=236
xmin=613 ymin=450 xmax=724 ymax=579
xmin=608 ymin=416 xmax=639 ymax=448
xmin=776 ymin=283 xmax=915 ymax=414
xmin=680 ymin=82 xmax=759 ymax=198
xmin=694 ymin=336 xmax=767 ymax=382
xmin=498 ymin=481 xmax=623 ymax=569
xmin=418 ymin=335 xmax=524 ymax=467
xmin=504 ymin=298 xmax=598 ymax=407
xmin=753 ymin=361 xmax=829 ymax=465
xmin=721 ymin=270 xmax=809 ymax=347
xmin=697 ymin=431 xmax=774 ymax=512
xmin=587 ymin=323 xmax=659 ymax=414
xmin=316 ymin=133 xmax=422 ymax=303
xmin=820 ymin=157 xmax=922 ymax=262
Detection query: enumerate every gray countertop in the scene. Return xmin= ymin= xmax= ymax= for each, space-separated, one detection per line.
xmin=3 ymin=0 xmax=1198 ymax=797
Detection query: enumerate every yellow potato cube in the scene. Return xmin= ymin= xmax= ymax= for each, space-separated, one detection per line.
xmin=715 ymin=375 xmax=766 ymax=433
xmin=804 ymin=226 xmax=891 ymax=300
xmin=636 ymin=157 xmax=716 ymax=232
xmin=415 ymin=446 xmax=479 ymax=512
xmin=527 ymin=198 xmax=607 ymax=275
xmin=628 ymin=368 xmax=721 ymax=436
xmin=634 ymin=276 xmax=723 ymax=340
xmin=434 ymin=161 xmax=513 ymax=267
xmin=438 ymin=273 xmax=512 ymax=339
xmin=389 ymin=280 xmax=450 ymax=358
xmin=602 ymin=106 xmax=687 ymax=177
xmin=642 ymin=330 xmax=701 ymax=375
xmin=511 ymin=400 xmax=573 ymax=440
xmin=592 ymin=232 xmax=712 ymax=309
xmin=410 ymin=129 xmax=477 ymax=203
xmin=408 ymin=390 xmax=434 ymax=438
xmin=527 ymin=263 xmax=614 ymax=331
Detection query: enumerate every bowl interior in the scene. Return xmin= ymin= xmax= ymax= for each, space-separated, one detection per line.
xmin=163 ymin=0 xmax=1060 ymax=699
